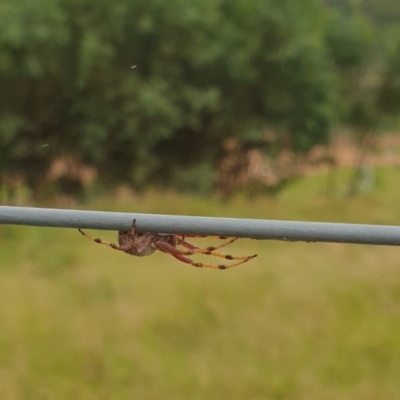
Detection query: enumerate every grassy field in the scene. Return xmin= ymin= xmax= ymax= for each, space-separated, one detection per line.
xmin=2 ymin=168 xmax=400 ymax=399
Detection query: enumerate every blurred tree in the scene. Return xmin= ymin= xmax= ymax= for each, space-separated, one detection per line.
xmin=360 ymin=0 xmax=400 ymax=28
xmin=112 ymin=0 xmax=338 ymax=189
xmin=325 ymin=12 xmax=374 ymax=108
xmin=0 ymin=0 xmax=356 ymax=198
xmin=323 ymin=11 xmax=379 ymax=196
xmin=378 ymin=35 xmax=400 ymax=116
xmin=0 ymin=0 xmax=68 ymax=196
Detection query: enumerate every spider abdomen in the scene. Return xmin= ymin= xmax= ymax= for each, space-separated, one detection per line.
xmin=125 ymin=247 xmax=156 ymax=257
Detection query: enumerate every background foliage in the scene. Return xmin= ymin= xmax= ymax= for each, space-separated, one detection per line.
xmin=2 ymin=0 xmax=400 ymax=198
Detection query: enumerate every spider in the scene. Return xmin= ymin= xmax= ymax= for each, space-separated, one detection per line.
xmin=78 ymin=219 xmax=257 ymax=269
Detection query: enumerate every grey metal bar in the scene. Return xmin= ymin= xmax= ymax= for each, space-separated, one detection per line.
xmin=0 ymin=205 xmax=400 ymax=246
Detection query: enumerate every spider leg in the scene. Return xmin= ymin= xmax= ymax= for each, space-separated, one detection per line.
xmin=176 ymin=234 xmax=234 ymax=241
xmin=200 ymin=256 xmax=257 ymax=270
xmin=170 ymin=251 xmax=202 ymax=266
xmin=128 ymin=219 xmax=137 ymax=235
xmin=78 ymin=229 xmax=131 ymax=252
xmin=179 ymin=237 xmax=238 ymax=252
xmin=178 ymin=238 xmax=255 ymax=261
xmin=155 ymin=241 xmax=257 ymax=269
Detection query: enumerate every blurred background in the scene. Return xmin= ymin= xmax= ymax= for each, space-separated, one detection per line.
xmin=1 ymin=0 xmax=400 ymax=398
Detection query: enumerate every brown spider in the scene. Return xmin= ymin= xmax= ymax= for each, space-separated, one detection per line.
xmin=78 ymin=219 xmax=257 ymax=269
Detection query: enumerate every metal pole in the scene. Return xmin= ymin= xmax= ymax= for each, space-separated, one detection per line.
xmin=0 ymin=206 xmax=400 ymax=246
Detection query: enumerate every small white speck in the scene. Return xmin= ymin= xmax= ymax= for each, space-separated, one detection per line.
xmin=131 ymin=65 xmax=137 ymax=69
xmin=41 ymin=144 xmax=49 ymax=148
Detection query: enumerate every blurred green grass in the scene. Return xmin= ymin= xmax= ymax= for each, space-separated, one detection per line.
xmin=2 ymin=167 xmax=400 ymax=399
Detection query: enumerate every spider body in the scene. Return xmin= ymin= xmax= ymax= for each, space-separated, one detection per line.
xmin=79 ymin=219 xmax=257 ymax=269
xmin=118 ymin=230 xmax=178 ymax=257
